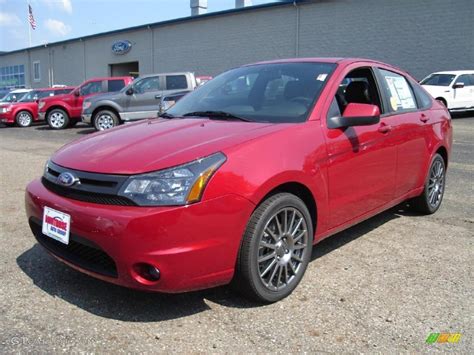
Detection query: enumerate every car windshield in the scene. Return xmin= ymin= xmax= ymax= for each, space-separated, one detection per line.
xmin=166 ymin=62 xmax=336 ymax=123
xmin=19 ymin=90 xmax=42 ymax=102
xmin=1 ymin=91 xmax=28 ymax=103
xmin=420 ymin=74 xmax=456 ymax=86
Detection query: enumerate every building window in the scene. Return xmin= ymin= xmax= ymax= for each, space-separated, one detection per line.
xmin=0 ymin=64 xmax=25 ymax=89
xmin=33 ymin=61 xmax=41 ymax=82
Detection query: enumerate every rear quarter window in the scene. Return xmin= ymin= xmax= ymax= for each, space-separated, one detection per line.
xmin=108 ymin=79 xmax=126 ymax=92
xmin=166 ymin=75 xmax=188 ymax=90
xmin=410 ymin=81 xmax=433 ymax=109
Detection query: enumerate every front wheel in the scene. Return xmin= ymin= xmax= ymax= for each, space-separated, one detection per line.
xmin=93 ymin=110 xmax=119 ymax=131
xmin=234 ymin=193 xmax=313 ymax=303
xmin=47 ymin=108 xmax=69 ymax=129
xmin=15 ymin=110 xmax=33 ymax=127
xmin=410 ymin=153 xmax=446 ymax=214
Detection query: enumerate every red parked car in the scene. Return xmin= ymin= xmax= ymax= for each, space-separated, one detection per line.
xmin=38 ymin=76 xmax=133 ymax=129
xmin=0 ymin=87 xmax=74 ymax=127
xmin=25 ymin=58 xmax=452 ymax=302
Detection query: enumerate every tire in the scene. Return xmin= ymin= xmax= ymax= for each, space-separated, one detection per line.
xmin=410 ymin=153 xmax=446 ymax=214
xmin=234 ymin=193 xmax=314 ymax=303
xmin=93 ymin=110 xmax=119 ymax=131
xmin=47 ymin=108 xmax=69 ymax=130
xmin=15 ymin=110 xmax=33 ymax=127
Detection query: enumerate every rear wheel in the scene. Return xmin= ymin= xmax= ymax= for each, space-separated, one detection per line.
xmin=47 ymin=108 xmax=69 ymax=129
xmin=15 ymin=110 xmax=33 ymax=127
xmin=234 ymin=193 xmax=313 ymax=303
xmin=93 ymin=110 xmax=119 ymax=131
xmin=410 ymin=153 xmax=446 ymax=214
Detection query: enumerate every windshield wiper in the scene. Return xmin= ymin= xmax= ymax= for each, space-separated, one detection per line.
xmin=183 ymin=111 xmax=252 ymax=122
xmin=158 ymin=112 xmax=176 ymax=119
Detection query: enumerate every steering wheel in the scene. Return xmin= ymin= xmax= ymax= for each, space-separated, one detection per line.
xmin=289 ymin=96 xmax=313 ymax=108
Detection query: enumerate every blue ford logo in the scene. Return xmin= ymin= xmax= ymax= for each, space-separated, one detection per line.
xmin=112 ymin=40 xmax=132 ymax=55
xmin=57 ymin=172 xmax=79 ymax=187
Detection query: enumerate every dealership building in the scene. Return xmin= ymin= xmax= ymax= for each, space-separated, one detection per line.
xmin=0 ymin=0 xmax=472 ymax=89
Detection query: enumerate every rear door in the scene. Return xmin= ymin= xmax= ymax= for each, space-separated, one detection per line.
xmin=123 ymin=75 xmax=162 ymax=120
xmin=323 ymin=65 xmax=397 ymax=228
xmin=375 ymin=68 xmax=429 ymax=197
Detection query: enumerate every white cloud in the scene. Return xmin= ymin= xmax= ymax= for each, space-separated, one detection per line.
xmin=0 ymin=12 xmax=21 ymax=27
xmin=42 ymin=0 xmax=73 ymax=14
xmin=45 ymin=18 xmax=71 ymax=36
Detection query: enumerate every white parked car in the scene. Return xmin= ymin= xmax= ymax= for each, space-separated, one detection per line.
xmin=420 ymin=70 xmax=474 ymax=112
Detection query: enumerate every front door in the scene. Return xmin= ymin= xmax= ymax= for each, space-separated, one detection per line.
xmin=124 ymin=75 xmax=162 ymax=120
xmin=451 ymin=74 xmax=473 ymax=109
xmin=323 ymin=66 xmax=397 ymax=228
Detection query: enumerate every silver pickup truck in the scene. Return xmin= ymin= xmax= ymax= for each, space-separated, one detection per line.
xmin=81 ymin=72 xmax=201 ymax=130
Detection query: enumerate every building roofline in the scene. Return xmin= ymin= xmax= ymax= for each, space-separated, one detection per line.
xmin=0 ymin=1 xmax=307 ymax=56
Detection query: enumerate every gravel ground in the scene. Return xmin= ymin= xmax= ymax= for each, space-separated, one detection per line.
xmin=0 ymin=115 xmax=472 ymax=353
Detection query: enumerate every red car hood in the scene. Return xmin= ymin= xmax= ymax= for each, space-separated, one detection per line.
xmin=52 ymin=118 xmax=288 ymax=174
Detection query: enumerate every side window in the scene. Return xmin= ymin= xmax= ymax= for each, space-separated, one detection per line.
xmin=133 ymin=76 xmax=160 ymax=94
xmin=80 ymin=81 xmax=103 ymax=96
xmin=378 ymin=69 xmax=417 ymax=113
xmin=327 ymin=67 xmax=383 ymax=120
xmin=454 ymin=74 xmax=471 ymax=86
xmin=166 ymin=75 xmax=188 ymax=90
xmin=108 ymin=79 xmax=125 ymax=92
xmin=410 ymin=81 xmax=433 ymax=109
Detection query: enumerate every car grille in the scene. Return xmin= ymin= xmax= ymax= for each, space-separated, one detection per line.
xmin=29 ymin=218 xmax=118 ymax=278
xmin=42 ymin=161 xmax=137 ymax=206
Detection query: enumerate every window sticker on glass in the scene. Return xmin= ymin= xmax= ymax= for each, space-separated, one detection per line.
xmin=384 ymin=76 xmax=416 ymax=111
xmin=317 ymin=74 xmax=328 ymax=81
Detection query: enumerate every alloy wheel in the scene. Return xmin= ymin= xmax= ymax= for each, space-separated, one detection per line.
xmin=17 ymin=112 xmax=32 ymax=127
xmin=258 ymin=207 xmax=308 ymax=291
xmin=427 ymin=159 xmax=444 ymax=208
xmin=50 ymin=112 xmax=65 ymax=128
xmin=96 ymin=114 xmax=115 ymax=130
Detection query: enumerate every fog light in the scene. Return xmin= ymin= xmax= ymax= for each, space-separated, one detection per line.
xmin=133 ymin=263 xmax=160 ymax=282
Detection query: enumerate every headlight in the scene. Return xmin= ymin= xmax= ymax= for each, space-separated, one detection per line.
xmin=38 ymin=101 xmax=45 ymax=110
xmin=82 ymin=101 xmax=92 ymax=110
xmin=118 ymin=152 xmax=226 ymax=206
xmin=0 ymin=106 xmax=12 ymax=113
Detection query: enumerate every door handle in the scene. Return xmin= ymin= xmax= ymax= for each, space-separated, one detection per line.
xmin=420 ymin=113 xmax=429 ymax=123
xmin=378 ymin=123 xmax=392 ymax=134
xmin=155 ymin=95 xmax=162 ymax=100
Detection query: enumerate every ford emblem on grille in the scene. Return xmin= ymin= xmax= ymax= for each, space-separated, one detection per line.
xmin=57 ymin=172 xmax=80 ymax=187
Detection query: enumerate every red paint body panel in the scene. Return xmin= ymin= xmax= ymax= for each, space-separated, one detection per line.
xmin=25 ymin=58 xmax=452 ymax=293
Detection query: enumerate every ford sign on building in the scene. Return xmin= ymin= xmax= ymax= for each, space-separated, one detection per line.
xmin=112 ymin=40 xmax=132 ymax=55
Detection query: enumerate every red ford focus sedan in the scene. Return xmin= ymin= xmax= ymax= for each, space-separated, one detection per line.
xmin=25 ymin=58 xmax=452 ymax=302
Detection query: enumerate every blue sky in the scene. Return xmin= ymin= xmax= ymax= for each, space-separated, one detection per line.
xmin=0 ymin=0 xmax=277 ymax=52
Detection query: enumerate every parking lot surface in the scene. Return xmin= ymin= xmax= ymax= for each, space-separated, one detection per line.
xmin=0 ymin=116 xmax=472 ymax=353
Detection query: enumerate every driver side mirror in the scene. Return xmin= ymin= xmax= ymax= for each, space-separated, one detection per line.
xmin=328 ymin=103 xmax=380 ymax=129
xmin=74 ymin=90 xmax=80 ymax=97
xmin=452 ymin=82 xmax=464 ymax=89
xmin=126 ymin=87 xmax=134 ymax=95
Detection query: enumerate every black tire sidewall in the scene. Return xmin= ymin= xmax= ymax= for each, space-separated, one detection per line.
xmin=47 ymin=109 xmax=69 ymax=130
xmin=245 ymin=193 xmax=313 ymax=302
xmin=94 ymin=110 xmax=119 ymax=131
xmin=15 ymin=110 xmax=33 ymax=127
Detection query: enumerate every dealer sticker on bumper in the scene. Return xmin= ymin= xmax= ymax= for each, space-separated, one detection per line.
xmin=42 ymin=207 xmax=70 ymax=245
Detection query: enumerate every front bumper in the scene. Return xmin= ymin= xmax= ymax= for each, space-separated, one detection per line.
xmin=25 ymin=178 xmax=254 ymax=293
xmin=0 ymin=111 xmax=14 ymax=123
xmin=38 ymin=112 xmax=46 ymax=121
xmin=81 ymin=113 xmax=92 ymax=123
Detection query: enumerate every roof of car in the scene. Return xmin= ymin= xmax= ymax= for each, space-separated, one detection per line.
xmin=250 ymin=57 xmax=397 ymax=67
xmin=35 ymin=87 xmax=75 ymax=91
xmin=431 ymin=70 xmax=474 ymax=75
